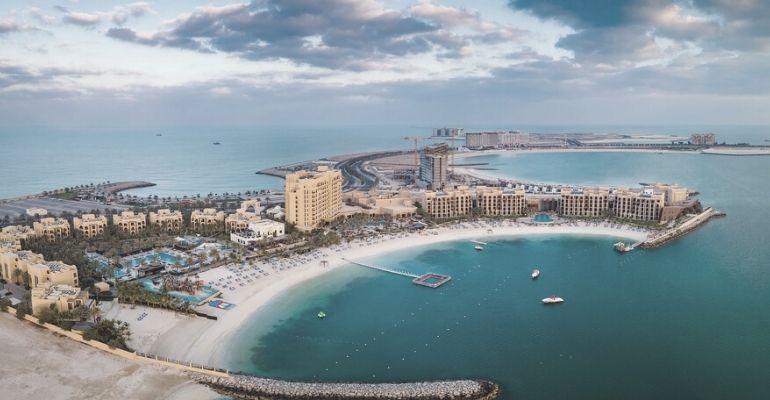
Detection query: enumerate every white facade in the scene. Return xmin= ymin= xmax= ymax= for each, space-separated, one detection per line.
xmin=230 ymin=220 xmax=285 ymax=246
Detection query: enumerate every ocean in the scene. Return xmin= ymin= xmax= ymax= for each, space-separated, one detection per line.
xmin=3 ymin=125 xmax=770 ymax=399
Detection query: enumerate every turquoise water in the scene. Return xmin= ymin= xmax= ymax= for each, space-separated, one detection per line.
xmin=123 ymin=251 xmax=187 ymax=268
xmin=229 ymin=150 xmax=770 ymax=399
xmin=138 ymin=277 xmax=219 ymax=304
xmin=533 ymin=213 xmax=553 ymax=223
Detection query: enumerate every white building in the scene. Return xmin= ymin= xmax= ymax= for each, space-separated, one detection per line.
xmin=230 ymin=220 xmax=285 ymax=246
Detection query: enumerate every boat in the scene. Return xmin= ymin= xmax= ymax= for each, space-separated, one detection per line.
xmin=542 ymin=296 xmax=564 ymax=304
xmin=317 ymin=311 xmax=326 ymax=319
xmin=474 ymin=245 xmax=484 ymax=251
xmin=531 ymin=269 xmax=540 ymax=279
xmin=614 ymin=242 xmax=632 ymax=252
xmin=213 ymin=142 xmax=221 ymax=145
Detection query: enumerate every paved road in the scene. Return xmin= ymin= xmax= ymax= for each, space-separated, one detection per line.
xmin=0 ymin=198 xmax=126 ymax=220
xmin=336 ymin=151 xmax=404 ymax=191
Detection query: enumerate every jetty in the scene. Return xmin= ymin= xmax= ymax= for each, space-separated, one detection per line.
xmin=343 ymin=258 xmax=452 ymax=288
xmin=640 ymin=208 xmax=722 ymax=248
xmin=194 ymin=374 xmax=501 ymax=400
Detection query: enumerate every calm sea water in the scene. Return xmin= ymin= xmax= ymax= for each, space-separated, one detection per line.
xmin=228 ymin=147 xmax=770 ymax=399
xmin=3 ymin=125 xmax=770 ymax=398
xmin=1 ymin=125 xmax=766 ymax=198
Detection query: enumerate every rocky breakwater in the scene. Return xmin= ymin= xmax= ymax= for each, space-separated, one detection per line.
xmin=194 ymin=374 xmax=501 ymax=400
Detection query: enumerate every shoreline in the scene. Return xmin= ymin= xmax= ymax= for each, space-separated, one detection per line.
xmin=124 ymin=220 xmax=649 ymax=370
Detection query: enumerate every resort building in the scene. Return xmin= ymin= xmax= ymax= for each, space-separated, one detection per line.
xmin=32 ymin=217 xmax=71 ymax=242
xmin=31 ymin=283 xmax=87 ymax=316
xmin=285 ymin=166 xmax=343 ymax=232
xmin=476 ymin=186 xmax=527 ymax=216
xmin=344 ymin=191 xmax=417 ymax=218
xmin=0 ymin=225 xmax=36 ymax=250
xmin=653 ymin=183 xmax=689 ymax=205
xmin=230 ymin=220 xmax=286 ymax=246
xmin=419 ymin=143 xmax=449 ymax=190
xmin=560 ymin=187 xmax=610 ymax=218
xmin=112 ymin=211 xmax=147 ymax=235
xmin=419 ymin=186 xmax=473 ymax=219
xmin=265 ymin=205 xmax=285 ymax=220
xmin=28 ymin=261 xmax=79 ymax=289
xmin=225 ymin=201 xmax=263 ymax=232
xmin=465 ymin=131 xmax=530 ymax=149
xmin=433 ymin=127 xmax=463 ymax=137
xmin=612 ymin=188 xmax=665 ymax=221
xmin=149 ymin=209 xmax=183 ymax=232
xmin=0 ymin=250 xmax=44 ymax=284
xmin=73 ymin=214 xmax=108 ymax=238
xmin=190 ymin=208 xmax=226 ymax=231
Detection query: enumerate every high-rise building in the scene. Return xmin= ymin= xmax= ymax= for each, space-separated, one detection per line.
xmin=285 ymin=166 xmax=343 ymax=232
xmin=419 ymin=143 xmax=449 ymax=190
xmin=433 ymin=127 xmax=463 ymax=137
xmin=689 ymin=133 xmax=716 ymax=146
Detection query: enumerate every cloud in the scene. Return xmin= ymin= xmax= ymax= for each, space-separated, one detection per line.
xmin=57 ymin=2 xmax=153 ymax=27
xmin=0 ymin=19 xmax=20 ymax=34
xmin=104 ymin=0 xmax=520 ymax=70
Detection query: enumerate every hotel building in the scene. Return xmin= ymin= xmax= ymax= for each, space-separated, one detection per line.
xmin=73 ymin=214 xmax=108 ymax=238
xmin=560 ymin=187 xmax=610 ymax=218
xmin=419 ymin=186 xmax=473 ymax=219
xmin=112 ymin=211 xmax=147 ymax=235
xmin=465 ymin=131 xmax=530 ymax=149
xmin=419 ymin=144 xmax=449 ymax=190
xmin=149 ymin=209 xmax=183 ymax=232
xmin=32 ymin=217 xmax=71 ymax=242
xmin=190 ymin=208 xmax=226 ymax=231
xmin=0 ymin=249 xmax=78 ymax=289
xmin=344 ymin=191 xmax=417 ymax=218
xmin=225 ymin=200 xmax=263 ymax=232
xmin=477 ymin=186 xmax=527 ymax=216
xmin=0 ymin=250 xmax=44 ymax=284
xmin=653 ymin=183 xmax=689 ymax=205
xmin=690 ymin=133 xmax=716 ymax=146
xmin=285 ymin=166 xmax=343 ymax=232
xmin=0 ymin=225 xmax=36 ymax=250
xmin=230 ymin=219 xmax=286 ymax=246
xmin=612 ymin=188 xmax=665 ymax=221
xmin=31 ymin=283 xmax=87 ymax=316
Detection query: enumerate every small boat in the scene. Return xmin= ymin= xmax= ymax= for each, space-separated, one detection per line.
xmin=474 ymin=245 xmax=484 ymax=251
xmin=542 ymin=296 xmax=564 ymax=304
xmin=156 ymin=133 xmax=162 ymax=136
xmin=614 ymin=242 xmax=632 ymax=253
xmin=317 ymin=311 xmax=326 ymax=319
xmin=213 ymin=142 xmax=221 ymax=145
xmin=531 ymin=269 xmax=540 ymax=279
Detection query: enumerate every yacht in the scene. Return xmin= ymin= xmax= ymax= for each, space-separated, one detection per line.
xmin=531 ymin=269 xmax=540 ymax=279
xmin=542 ymin=296 xmax=564 ymax=304
xmin=317 ymin=311 xmax=326 ymax=319
xmin=474 ymin=245 xmax=484 ymax=251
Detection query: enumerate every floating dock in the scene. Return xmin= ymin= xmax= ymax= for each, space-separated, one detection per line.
xmin=343 ymin=258 xmax=451 ymax=288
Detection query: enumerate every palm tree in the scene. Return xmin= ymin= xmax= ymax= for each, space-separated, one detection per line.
xmin=12 ymin=267 xmax=22 ymax=285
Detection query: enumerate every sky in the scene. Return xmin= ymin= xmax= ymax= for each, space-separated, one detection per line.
xmin=1 ymin=0 xmax=770 ymax=128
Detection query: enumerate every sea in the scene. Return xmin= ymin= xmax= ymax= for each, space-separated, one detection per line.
xmin=3 ymin=125 xmax=770 ymax=399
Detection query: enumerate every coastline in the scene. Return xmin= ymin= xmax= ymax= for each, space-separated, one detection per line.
xmin=125 ymin=220 xmax=650 ymax=370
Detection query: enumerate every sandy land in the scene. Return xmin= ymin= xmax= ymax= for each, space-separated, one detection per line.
xmin=0 ymin=313 xmax=219 ymax=400
xmin=121 ymin=220 xmax=649 ymax=370
xmin=701 ymin=147 xmax=770 ymax=156
xmin=453 ymin=147 xmax=695 ymax=161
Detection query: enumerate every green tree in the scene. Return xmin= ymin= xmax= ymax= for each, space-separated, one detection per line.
xmin=0 ymin=297 xmax=11 ymax=312
xmin=83 ymin=319 xmax=131 ymax=350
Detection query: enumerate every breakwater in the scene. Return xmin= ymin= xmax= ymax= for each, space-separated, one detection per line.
xmin=194 ymin=374 xmax=501 ymax=400
xmin=640 ymin=207 xmax=721 ymax=248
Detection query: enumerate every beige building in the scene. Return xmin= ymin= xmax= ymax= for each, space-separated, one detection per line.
xmin=419 ymin=186 xmax=473 ymax=219
xmin=0 ymin=225 xmax=36 ymax=250
xmin=0 ymin=250 xmax=44 ymax=284
xmin=344 ymin=191 xmax=417 ymax=218
xmin=225 ymin=201 xmax=262 ymax=232
xmin=73 ymin=214 xmax=108 ymax=238
xmin=285 ymin=166 xmax=343 ymax=232
xmin=31 ymin=283 xmax=87 ymax=316
xmin=477 ymin=186 xmax=527 ymax=216
xmin=32 ymin=217 xmax=71 ymax=242
xmin=653 ymin=183 xmax=689 ymax=205
xmin=613 ymin=188 xmax=665 ymax=221
xmin=560 ymin=187 xmax=610 ymax=218
xmin=112 ymin=211 xmax=147 ymax=235
xmin=419 ymin=144 xmax=449 ymax=190
xmin=190 ymin=208 xmax=225 ymax=231
xmin=149 ymin=209 xmax=183 ymax=232
xmin=28 ymin=261 xmax=79 ymax=289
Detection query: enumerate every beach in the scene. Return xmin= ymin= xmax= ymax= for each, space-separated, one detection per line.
xmin=115 ymin=220 xmax=650 ymax=369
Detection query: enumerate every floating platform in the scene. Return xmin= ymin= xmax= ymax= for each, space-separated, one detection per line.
xmin=412 ymin=273 xmax=452 ymax=288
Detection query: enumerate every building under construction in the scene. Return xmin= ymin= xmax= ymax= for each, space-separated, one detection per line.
xmin=419 ymin=143 xmax=449 ymax=190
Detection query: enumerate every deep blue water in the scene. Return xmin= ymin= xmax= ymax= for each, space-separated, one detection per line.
xmin=228 ymin=148 xmax=770 ymax=400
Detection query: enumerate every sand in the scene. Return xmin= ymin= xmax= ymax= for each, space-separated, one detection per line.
xmin=0 ymin=313 xmax=219 ymax=400
xmin=124 ymin=220 xmax=649 ymax=370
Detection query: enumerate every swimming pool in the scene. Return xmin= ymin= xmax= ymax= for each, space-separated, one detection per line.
xmin=533 ymin=213 xmax=553 ymax=223
xmin=122 ymin=250 xmax=188 ymax=269
xmin=138 ymin=277 xmax=220 ymax=305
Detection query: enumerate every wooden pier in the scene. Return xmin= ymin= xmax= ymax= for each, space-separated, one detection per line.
xmin=343 ymin=258 xmax=451 ymax=288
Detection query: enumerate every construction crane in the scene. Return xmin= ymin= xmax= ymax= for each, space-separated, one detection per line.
xmin=402 ymin=136 xmax=424 ymax=173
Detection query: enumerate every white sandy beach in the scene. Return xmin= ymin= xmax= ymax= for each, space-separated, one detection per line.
xmin=114 ymin=220 xmax=649 ymax=370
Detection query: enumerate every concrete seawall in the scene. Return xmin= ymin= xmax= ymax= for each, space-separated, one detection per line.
xmin=195 ymin=374 xmax=501 ymax=400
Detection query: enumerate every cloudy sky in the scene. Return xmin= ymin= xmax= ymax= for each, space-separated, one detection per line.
xmin=1 ymin=0 xmax=770 ymax=127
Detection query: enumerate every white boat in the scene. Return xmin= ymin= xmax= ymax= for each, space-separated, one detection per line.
xmin=531 ymin=269 xmax=540 ymax=279
xmin=542 ymin=296 xmax=564 ymax=304
xmin=474 ymin=245 xmax=484 ymax=251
